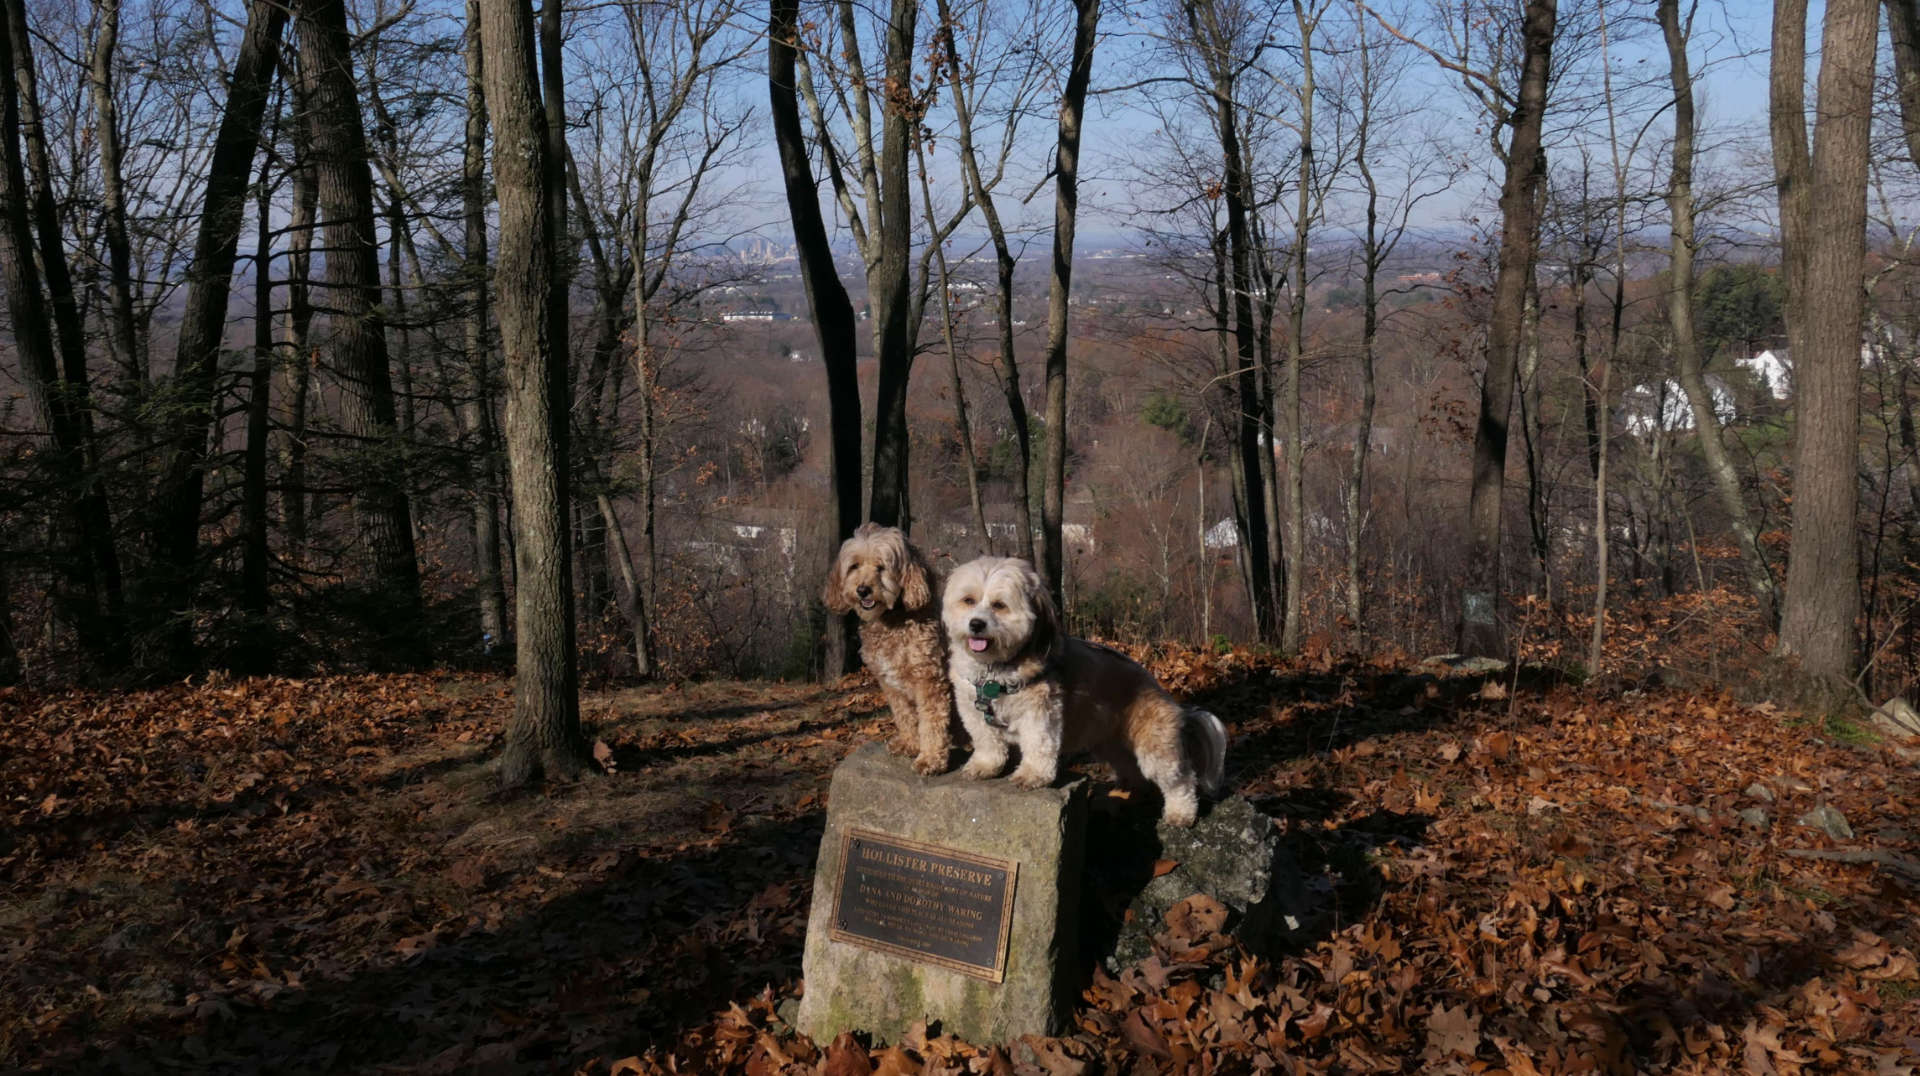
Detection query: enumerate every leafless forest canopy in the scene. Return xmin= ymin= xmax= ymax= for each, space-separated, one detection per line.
xmin=0 ymin=0 xmax=1912 ymax=702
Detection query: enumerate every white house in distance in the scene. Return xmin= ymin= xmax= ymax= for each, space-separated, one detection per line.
xmin=1735 ymin=336 xmax=1905 ymax=402
xmin=1620 ymin=376 xmax=1737 ymax=437
xmin=1739 ymin=347 xmax=1791 ymax=399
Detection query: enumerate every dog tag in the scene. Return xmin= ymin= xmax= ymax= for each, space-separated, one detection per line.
xmin=975 ymin=681 xmax=1006 ymax=727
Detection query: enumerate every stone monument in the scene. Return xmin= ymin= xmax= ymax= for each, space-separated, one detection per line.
xmin=795 ymin=742 xmax=1088 ymax=1046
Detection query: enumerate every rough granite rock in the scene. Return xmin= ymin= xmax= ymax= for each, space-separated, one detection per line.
xmin=1737 ymin=808 xmax=1770 ymax=830
xmin=1083 ymin=794 xmax=1312 ymax=971
xmin=1797 ymin=804 xmax=1855 ymax=841
xmin=1871 ymin=699 xmax=1920 ymax=741
xmin=795 ymin=742 xmax=1087 ymax=1047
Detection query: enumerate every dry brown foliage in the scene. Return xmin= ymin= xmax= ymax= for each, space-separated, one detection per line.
xmin=2 ymin=653 xmax=1916 ymax=1073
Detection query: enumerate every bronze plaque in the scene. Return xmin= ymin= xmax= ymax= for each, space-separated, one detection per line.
xmin=829 ymin=828 xmax=1019 ymax=983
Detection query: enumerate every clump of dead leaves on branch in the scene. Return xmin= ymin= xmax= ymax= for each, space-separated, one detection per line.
xmin=4 ymin=648 xmax=1918 ymax=1074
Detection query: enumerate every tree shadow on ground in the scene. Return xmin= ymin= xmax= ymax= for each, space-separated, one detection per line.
xmin=30 ymin=662 xmax=1914 ymax=1073
xmin=67 ymin=807 xmax=829 ymax=1074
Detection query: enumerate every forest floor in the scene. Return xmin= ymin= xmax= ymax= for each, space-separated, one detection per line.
xmin=2 ymin=648 xmax=1918 ymax=1074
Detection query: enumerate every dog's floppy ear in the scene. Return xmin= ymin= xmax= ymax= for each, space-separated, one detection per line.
xmin=1021 ymin=559 xmax=1063 ymax=657
xmin=821 ymin=543 xmax=853 ymax=614
xmin=898 ymin=537 xmax=935 ymax=611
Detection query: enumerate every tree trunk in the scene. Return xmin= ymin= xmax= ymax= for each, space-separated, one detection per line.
xmin=482 ymin=0 xmax=590 ymax=786
xmin=296 ymin=0 xmax=423 ymax=637
xmin=12 ymin=0 xmax=125 ymax=653
xmin=1770 ymin=0 xmax=1876 ymax=691
xmin=147 ymin=0 xmax=285 ymax=669
xmin=0 ymin=0 xmax=125 ymax=666
xmin=1520 ymin=280 xmax=1550 ymax=594
xmin=8 ymin=0 xmax=91 ymax=417
xmin=771 ymin=0 xmax=860 ymax=676
xmin=1588 ymin=331 xmax=1612 ymax=674
xmin=866 ymin=0 xmax=919 ymax=528
xmin=0 ymin=556 xmax=19 ymax=684
xmin=1884 ymin=0 xmax=1920 ymax=167
xmin=1661 ymin=0 xmax=1778 ymax=624
xmin=917 ymin=140 xmax=989 ymax=553
xmin=462 ymin=1 xmax=508 ymax=652
xmin=1347 ymin=105 xmax=1380 ymax=632
xmin=89 ymin=0 xmax=142 ymax=385
xmin=276 ymin=74 xmax=317 ymax=554
xmin=1188 ymin=0 xmax=1275 ymax=640
xmin=1459 ymin=0 xmax=1555 ymax=658
xmin=1281 ymin=0 xmax=1317 ymax=650
xmin=1039 ymin=0 xmax=1098 ymax=610
xmin=932 ymin=0 xmax=1031 ymax=552
xmin=241 ymin=149 xmax=274 ymax=640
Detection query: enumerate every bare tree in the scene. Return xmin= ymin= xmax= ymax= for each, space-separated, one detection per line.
xmin=0 ymin=0 xmax=126 ymax=666
xmin=1178 ymin=0 xmax=1277 ymax=639
xmin=483 ymin=0 xmax=591 ymax=786
xmin=295 ymin=0 xmax=423 ymax=640
xmin=1039 ymin=0 xmax=1100 ymax=609
xmin=770 ymin=0 xmax=861 ymax=676
xmin=1336 ymin=0 xmax=1450 ymax=634
xmin=462 ymin=0 xmax=509 ymax=651
xmin=1454 ymin=0 xmax=1555 ymax=657
xmin=1659 ymin=0 xmax=1777 ymax=624
xmin=791 ymin=0 xmax=921 ymax=526
xmin=1770 ymin=0 xmax=1878 ymax=693
xmin=89 ymin=0 xmax=140 ymax=381
xmin=916 ymin=135 xmax=990 ymax=549
xmin=148 ymin=0 xmax=286 ymax=669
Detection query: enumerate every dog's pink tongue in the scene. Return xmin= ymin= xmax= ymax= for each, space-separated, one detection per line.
xmin=968 ymin=637 xmax=989 ymax=652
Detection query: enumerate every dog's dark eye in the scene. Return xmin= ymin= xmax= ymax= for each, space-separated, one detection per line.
xmin=960 ymin=595 xmax=975 ymax=606
xmin=991 ymin=600 xmax=1007 ymax=611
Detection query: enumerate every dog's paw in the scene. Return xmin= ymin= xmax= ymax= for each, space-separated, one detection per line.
xmin=959 ymin=757 xmax=1004 ymax=780
xmin=886 ymin=736 xmax=915 ymax=757
xmin=1007 ymin=768 xmax=1052 ymax=790
xmin=912 ymin=752 xmax=949 ymax=776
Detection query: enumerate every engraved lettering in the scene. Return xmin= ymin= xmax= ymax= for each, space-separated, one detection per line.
xmin=829 ymin=829 xmax=1019 ymax=983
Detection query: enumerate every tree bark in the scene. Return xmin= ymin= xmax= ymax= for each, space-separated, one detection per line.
xmin=1038 ymin=0 xmax=1097 ymax=609
xmin=916 ymin=139 xmax=989 ymax=553
xmin=148 ymin=0 xmax=285 ymax=669
xmin=932 ymin=0 xmax=1032 ymax=552
xmin=462 ymin=1 xmax=508 ymax=652
xmin=241 ymin=147 xmax=274 ymax=640
xmin=1187 ymin=0 xmax=1276 ymax=640
xmin=8 ymin=0 xmax=91 ymax=417
xmin=1884 ymin=0 xmax=1920 ymax=167
xmin=0 ymin=556 xmax=19 ymax=684
xmin=1347 ymin=34 xmax=1380 ymax=632
xmin=0 ymin=0 xmax=125 ymax=666
xmin=276 ymin=69 xmax=317 ymax=554
xmin=482 ymin=0 xmax=590 ymax=786
xmin=1281 ymin=0 xmax=1319 ymax=650
xmin=1659 ymin=0 xmax=1777 ymax=625
xmin=1458 ymin=0 xmax=1555 ymax=658
xmin=866 ymin=0 xmax=919 ymax=528
xmin=296 ymin=0 xmax=423 ymax=638
xmin=771 ymin=0 xmax=861 ymax=676
xmin=89 ymin=0 xmax=142 ymax=385
xmin=1770 ymin=0 xmax=1876 ymax=690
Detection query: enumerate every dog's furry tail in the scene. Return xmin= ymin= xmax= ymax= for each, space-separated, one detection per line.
xmin=1183 ymin=708 xmax=1228 ymax=796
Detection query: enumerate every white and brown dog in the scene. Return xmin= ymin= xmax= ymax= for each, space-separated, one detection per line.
xmin=824 ymin=524 xmax=954 ymax=775
xmin=942 ymin=556 xmax=1227 ymax=826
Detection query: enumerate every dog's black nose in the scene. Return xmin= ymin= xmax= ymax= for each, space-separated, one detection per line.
xmin=856 ymin=585 xmax=872 ymax=597
xmin=968 ymin=618 xmax=986 ymax=634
